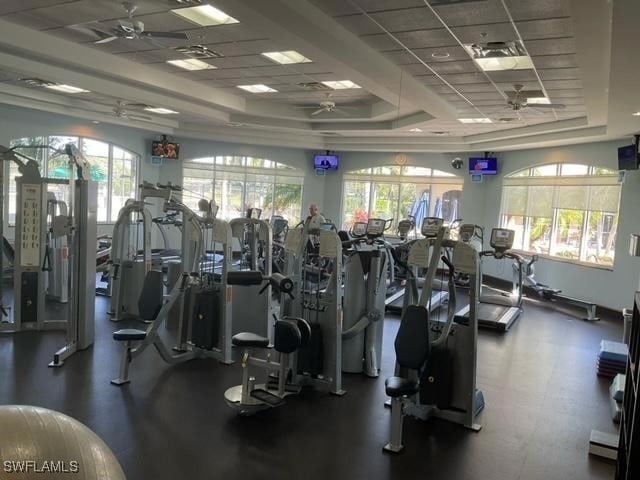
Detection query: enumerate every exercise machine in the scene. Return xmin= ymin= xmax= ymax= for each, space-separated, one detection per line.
xmin=519 ymin=254 xmax=598 ymax=321
xmin=223 ymin=271 xmax=311 ymax=414
xmin=279 ymin=219 xmax=345 ymax=395
xmin=111 ymin=198 xmax=234 ymax=384
xmin=0 ymin=143 xmax=97 ymax=367
xmin=477 ymin=228 xmax=524 ymax=332
xmin=341 ymin=218 xmax=389 ymax=377
xmin=229 ymin=211 xmax=274 ymax=340
xmin=383 ymin=225 xmax=484 ymax=452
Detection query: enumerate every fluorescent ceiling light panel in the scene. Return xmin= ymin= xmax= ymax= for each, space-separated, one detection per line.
xmin=171 ymin=4 xmax=239 ymax=26
xmin=261 ymin=51 xmax=312 ymax=64
xmin=473 ymin=56 xmax=534 ymax=71
xmin=144 ymin=107 xmax=179 ymax=114
xmin=237 ymin=84 xmax=277 ymax=93
xmin=167 ymin=58 xmax=216 ymax=70
xmin=458 ymin=118 xmax=492 ymax=124
xmin=409 ymin=128 xmax=423 ymax=132
xmin=44 ymin=84 xmax=90 ymax=93
xmin=321 ymin=80 xmax=361 ymax=90
xmin=526 ymin=97 xmax=551 ymax=104
xmin=633 ymin=112 xmax=640 ymax=117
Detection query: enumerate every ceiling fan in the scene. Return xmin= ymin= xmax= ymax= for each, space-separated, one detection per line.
xmin=110 ymin=101 xmax=152 ymax=122
xmin=298 ymin=94 xmax=354 ymax=116
xmin=70 ymin=2 xmax=188 ymax=46
xmin=504 ymin=84 xmax=566 ymax=111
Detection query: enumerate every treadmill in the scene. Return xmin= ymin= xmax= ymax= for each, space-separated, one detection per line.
xmin=477 ymin=228 xmax=524 ymax=332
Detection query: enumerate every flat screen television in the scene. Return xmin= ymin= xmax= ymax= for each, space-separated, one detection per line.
xmin=314 ymin=154 xmax=339 ymax=170
xmin=617 ymin=144 xmax=638 ymax=170
xmin=469 ymin=157 xmax=498 ymax=175
xmin=152 ymin=140 xmax=180 ymax=159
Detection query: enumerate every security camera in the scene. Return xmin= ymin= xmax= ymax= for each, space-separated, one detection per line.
xmin=451 ymin=157 xmax=463 ymax=169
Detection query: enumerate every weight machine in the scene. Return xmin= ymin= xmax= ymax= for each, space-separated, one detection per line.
xmin=0 ymin=143 xmax=97 ymax=367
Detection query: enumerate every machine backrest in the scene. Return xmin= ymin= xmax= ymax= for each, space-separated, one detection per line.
xmin=137 ymin=270 xmax=164 ymax=321
xmin=394 ymin=305 xmax=431 ymax=370
xmin=273 ymin=320 xmax=302 ymax=354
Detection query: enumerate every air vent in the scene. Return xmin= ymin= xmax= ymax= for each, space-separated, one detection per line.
xmin=297 ymin=82 xmax=332 ymax=92
xmin=497 ymin=117 xmax=518 ymax=123
xmin=174 ymin=45 xmax=224 ymax=59
xmin=430 ymin=131 xmax=449 ymax=135
xmin=467 ymin=41 xmax=526 ymax=59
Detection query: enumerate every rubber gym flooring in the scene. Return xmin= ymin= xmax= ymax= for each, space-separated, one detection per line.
xmin=0 ymin=293 xmax=620 ymax=480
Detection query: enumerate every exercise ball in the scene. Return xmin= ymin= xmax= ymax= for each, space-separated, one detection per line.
xmin=0 ymin=405 xmax=125 ymax=479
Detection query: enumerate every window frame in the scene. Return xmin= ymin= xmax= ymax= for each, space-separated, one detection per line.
xmin=182 ymin=156 xmax=304 ymax=223
xmin=341 ymin=165 xmax=464 ymax=233
xmin=5 ymin=135 xmax=140 ymax=225
xmin=500 ymin=163 xmax=620 ymax=269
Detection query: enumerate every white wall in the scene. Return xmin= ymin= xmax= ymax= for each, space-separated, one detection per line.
xmin=479 ymin=141 xmax=640 ymax=311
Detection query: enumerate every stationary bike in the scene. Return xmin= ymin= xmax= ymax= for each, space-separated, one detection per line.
xmin=224 ymin=270 xmax=311 ymax=415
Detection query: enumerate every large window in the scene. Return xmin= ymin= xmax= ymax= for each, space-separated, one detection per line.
xmin=182 ymin=156 xmax=303 ymax=224
xmin=500 ymin=163 xmax=620 ymax=266
xmin=6 ymin=136 xmax=139 ymax=224
xmin=342 ymin=166 xmax=463 ymax=232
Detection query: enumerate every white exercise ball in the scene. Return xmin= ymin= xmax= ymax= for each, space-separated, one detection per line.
xmin=0 ymin=405 xmax=126 ymax=479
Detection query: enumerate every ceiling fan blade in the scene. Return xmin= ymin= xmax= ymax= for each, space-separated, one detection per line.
xmin=332 ymin=108 xmax=350 ymax=116
xmin=310 ymin=109 xmax=326 ymax=116
xmin=527 ymin=103 xmax=566 ymax=109
xmin=296 ymin=106 xmax=324 ymax=109
xmin=143 ymin=31 xmax=188 ymax=40
xmin=95 ymin=36 xmax=119 ymax=44
xmin=127 ymin=114 xmax=153 ymax=122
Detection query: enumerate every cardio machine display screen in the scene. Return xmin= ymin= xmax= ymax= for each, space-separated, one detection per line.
xmin=490 ymin=228 xmax=514 ymax=248
xmin=366 ymin=218 xmax=385 ymax=236
xmin=352 ymin=222 xmax=367 ymax=237
xmin=421 ymin=217 xmax=443 ymax=237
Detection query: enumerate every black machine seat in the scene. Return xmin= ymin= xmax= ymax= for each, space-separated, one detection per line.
xmin=232 ymin=332 xmax=270 ymax=348
xmin=138 ymin=270 xmax=164 ymax=321
xmin=385 ymin=376 xmax=419 ymax=397
xmin=113 ymin=329 xmax=147 ymax=342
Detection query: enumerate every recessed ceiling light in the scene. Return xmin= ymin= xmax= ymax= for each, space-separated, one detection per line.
xmin=44 ymin=84 xmax=90 ymax=93
xmin=261 ymin=50 xmax=312 ymax=64
xmin=167 ymin=58 xmax=216 ymax=71
xmin=237 ymin=84 xmax=277 ymax=93
xmin=408 ymin=128 xmax=423 ymax=133
xmin=321 ymin=80 xmax=361 ymax=90
xmin=92 ymin=120 xmax=100 ymax=124
xmin=632 ymin=112 xmax=640 ymax=117
xmin=431 ymin=52 xmax=450 ymax=59
xmin=458 ymin=118 xmax=492 ymax=124
xmin=225 ymin=121 xmax=245 ymax=127
xmin=144 ymin=107 xmax=179 ymax=114
xmin=526 ymin=97 xmax=550 ymax=104
xmin=171 ymin=4 xmax=239 ymax=26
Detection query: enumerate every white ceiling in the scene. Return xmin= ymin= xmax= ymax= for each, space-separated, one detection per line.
xmin=0 ymin=0 xmax=634 ymax=152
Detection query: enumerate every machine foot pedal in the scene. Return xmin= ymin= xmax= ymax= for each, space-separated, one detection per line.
xmin=250 ymin=389 xmax=285 ymax=407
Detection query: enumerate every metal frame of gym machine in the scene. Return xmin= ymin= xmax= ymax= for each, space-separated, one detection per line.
xmin=0 ymin=143 xmax=97 ymax=367
xmin=111 ymin=196 xmax=234 ymax=385
xmin=279 ymin=218 xmax=344 ymax=395
xmin=384 ymin=219 xmax=484 ymax=452
xmin=229 ymin=213 xmax=274 ymax=340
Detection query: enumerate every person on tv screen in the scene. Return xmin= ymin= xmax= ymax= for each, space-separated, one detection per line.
xmin=153 ymin=142 xmax=165 ymax=157
xmin=320 ymin=158 xmax=331 ymax=168
xmin=165 ymin=143 xmax=177 ymax=159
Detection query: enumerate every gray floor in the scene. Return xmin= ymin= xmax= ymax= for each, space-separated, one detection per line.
xmin=0 ymin=293 xmax=620 ymax=480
